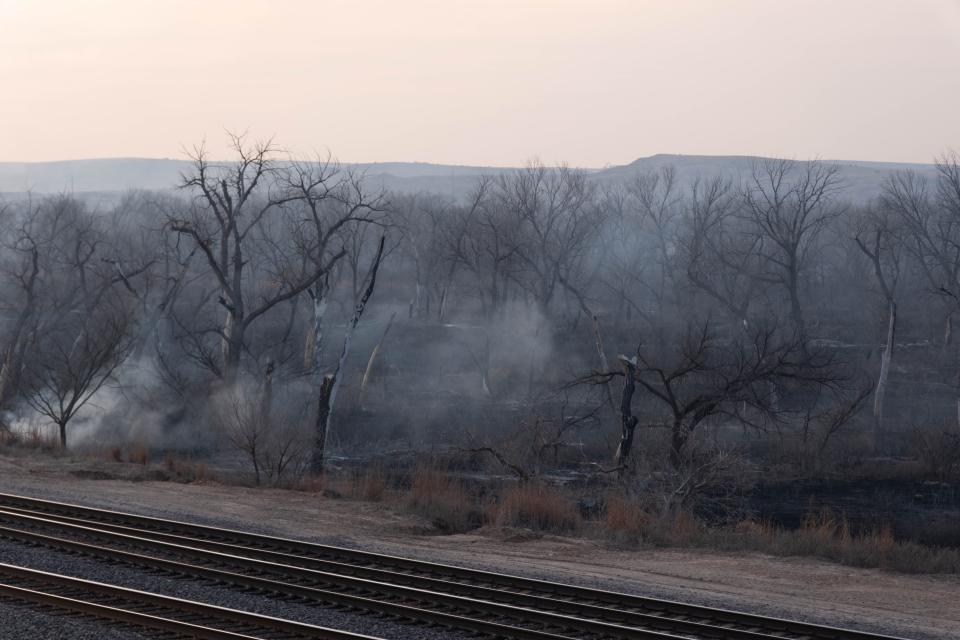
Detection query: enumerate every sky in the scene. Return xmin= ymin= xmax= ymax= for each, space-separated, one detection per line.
xmin=0 ymin=0 xmax=958 ymax=166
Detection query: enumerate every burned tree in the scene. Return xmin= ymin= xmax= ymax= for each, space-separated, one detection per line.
xmin=310 ymin=236 xmax=386 ymax=474
xmin=172 ymin=136 xmax=361 ymax=380
xmin=614 ymin=352 xmax=639 ymax=468
xmin=852 ymin=204 xmax=902 ymax=442
xmin=883 ymin=155 xmax=960 ymax=343
xmin=285 ymin=158 xmax=385 ymax=370
xmin=586 ymin=320 xmax=841 ymax=467
xmin=883 ymin=154 xmax=960 ymax=424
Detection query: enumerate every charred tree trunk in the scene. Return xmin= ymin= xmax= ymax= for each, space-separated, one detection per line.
xmin=614 ymin=355 xmax=639 ymax=470
xmin=220 ymin=309 xmax=245 ymax=381
xmin=260 ymin=359 xmax=275 ymax=429
xmin=312 ymin=373 xmax=335 ymax=474
xmin=557 ymin=275 xmax=616 ymax=413
xmin=788 ymin=266 xmax=807 ymax=347
xmin=669 ymin=419 xmax=687 ymax=468
xmin=591 ymin=314 xmax=617 ymax=413
xmin=438 ymin=285 xmax=448 ymax=320
xmin=359 ymin=311 xmax=397 ymax=406
xmin=303 ymin=278 xmax=329 ymax=371
xmin=872 ymin=300 xmax=896 ymax=447
xmin=310 ymin=237 xmax=385 ymax=475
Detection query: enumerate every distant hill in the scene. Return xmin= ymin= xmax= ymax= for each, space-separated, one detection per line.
xmin=0 ymin=158 xmax=510 ymax=202
xmin=0 ymin=155 xmax=940 ymax=203
xmin=591 ymin=154 xmax=940 ymax=202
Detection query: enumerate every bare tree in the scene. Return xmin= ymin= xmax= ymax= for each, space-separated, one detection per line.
xmin=497 ymin=162 xmax=603 ymax=310
xmin=0 ymin=209 xmax=40 ymax=416
xmin=584 ymin=319 xmax=841 ymax=467
xmin=394 ymin=193 xmax=458 ymax=319
xmin=24 ymin=304 xmax=132 ymax=447
xmin=853 ymin=204 xmax=903 ymax=441
xmin=680 ymin=176 xmax=763 ymax=328
xmin=285 ymin=158 xmax=385 ymax=370
xmin=884 ymin=154 xmax=960 ymax=340
xmin=741 ymin=159 xmax=845 ymax=344
xmin=627 ymin=166 xmax=683 ymax=316
xmin=883 ymin=153 xmax=960 ymax=424
xmin=1 ymin=195 xmax=139 ymax=439
xmin=444 ymin=177 xmax=521 ymax=317
xmin=171 ymin=135 xmax=349 ymax=380
xmin=310 ymin=236 xmax=386 ymax=474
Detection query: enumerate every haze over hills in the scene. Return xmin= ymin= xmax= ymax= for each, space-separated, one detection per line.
xmin=0 ymin=154 xmax=940 ymax=203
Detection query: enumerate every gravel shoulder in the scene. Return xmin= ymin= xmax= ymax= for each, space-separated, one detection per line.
xmin=0 ymin=452 xmax=955 ymax=640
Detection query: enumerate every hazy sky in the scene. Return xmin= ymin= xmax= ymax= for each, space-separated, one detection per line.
xmin=1 ymin=0 xmax=958 ymax=166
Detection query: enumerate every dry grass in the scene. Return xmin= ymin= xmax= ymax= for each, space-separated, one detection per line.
xmin=127 ymin=442 xmax=149 ymax=466
xmin=295 ymin=474 xmax=325 ymax=493
xmin=354 ymin=467 xmax=387 ymax=501
xmin=161 ymin=451 xmax=213 ymax=483
xmin=0 ymin=424 xmax=60 ymax=450
xmin=591 ymin=492 xmax=960 ymax=574
xmin=492 ymin=483 xmax=581 ymax=532
xmin=407 ymin=465 xmax=481 ymax=533
xmin=320 ymin=467 xmax=389 ymax=501
xmin=603 ymin=493 xmax=649 ymax=538
xmin=723 ymin=510 xmax=960 ymax=573
xmin=601 ymin=492 xmax=700 ymax=545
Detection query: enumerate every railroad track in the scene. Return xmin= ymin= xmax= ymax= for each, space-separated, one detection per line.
xmin=0 ymin=492 xmax=909 ymax=640
xmin=0 ymin=562 xmax=380 ymax=639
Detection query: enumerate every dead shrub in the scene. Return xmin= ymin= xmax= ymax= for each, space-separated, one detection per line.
xmin=212 ymin=383 xmax=311 ymax=487
xmin=493 ymin=483 xmax=581 ymax=533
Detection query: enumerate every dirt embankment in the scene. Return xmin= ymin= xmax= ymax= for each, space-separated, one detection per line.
xmin=0 ymin=452 xmax=955 ymax=640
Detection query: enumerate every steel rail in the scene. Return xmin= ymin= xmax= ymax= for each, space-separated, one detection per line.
xmin=0 ymin=491 xmax=910 ymax=640
xmin=0 ymin=520 xmax=604 ymax=640
xmin=0 ymin=504 xmax=789 ymax=640
xmin=0 ymin=562 xmax=381 ymax=640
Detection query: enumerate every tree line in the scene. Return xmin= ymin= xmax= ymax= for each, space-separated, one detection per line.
xmin=1 ymin=135 xmax=958 ymax=484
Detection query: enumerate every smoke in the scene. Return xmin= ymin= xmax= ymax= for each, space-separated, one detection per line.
xmin=26 ymin=359 xmax=211 ymax=452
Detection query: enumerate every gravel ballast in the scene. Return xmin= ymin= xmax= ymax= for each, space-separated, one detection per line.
xmin=0 ymin=599 xmax=153 ymax=640
xmin=0 ymin=538 xmax=474 ymax=640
